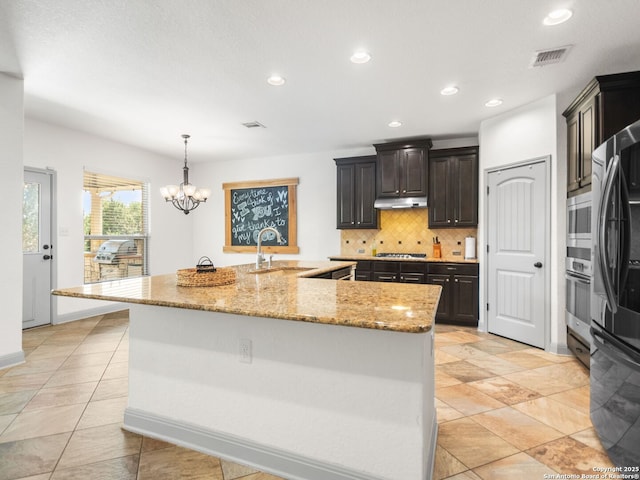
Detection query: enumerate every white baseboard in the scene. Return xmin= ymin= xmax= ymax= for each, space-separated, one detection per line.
xmin=124 ymin=408 xmax=436 ymax=480
xmin=547 ymin=342 xmax=572 ymax=356
xmin=0 ymin=351 xmax=25 ymax=371
xmin=53 ymin=305 xmax=127 ymax=325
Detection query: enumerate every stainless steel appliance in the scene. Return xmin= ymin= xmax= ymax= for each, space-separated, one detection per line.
xmin=566 ymin=192 xmax=592 ymax=367
xmin=94 ymin=239 xmax=137 ymax=264
xmin=566 ymin=192 xmax=592 ymax=275
xmin=375 ymin=253 xmax=427 ymax=259
xmin=591 ymin=117 xmax=640 ymax=467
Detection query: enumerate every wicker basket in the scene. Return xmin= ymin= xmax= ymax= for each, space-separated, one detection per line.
xmin=176 ymin=267 xmax=236 ymax=287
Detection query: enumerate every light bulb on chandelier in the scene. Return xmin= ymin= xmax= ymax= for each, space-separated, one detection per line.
xmin=160 ymin=134 xmax=210 ymax=214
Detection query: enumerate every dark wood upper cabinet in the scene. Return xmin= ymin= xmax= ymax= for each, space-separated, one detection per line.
xmin=563 ymin=71 xmax=640 ymax=197
xmin=428 ymin=146 xmax=479 ymax=228
xmin=334 ymin=155 xmax=379 ymax=229
xmin=374 ymin=139 xmax=432 ymax=198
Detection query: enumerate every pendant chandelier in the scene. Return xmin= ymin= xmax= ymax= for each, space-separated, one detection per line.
xmin=160 ymin=134 xmax=210 ymax=214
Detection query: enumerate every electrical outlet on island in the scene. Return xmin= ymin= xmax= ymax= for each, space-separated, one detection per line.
xmin=239 ymin=338 xmax=252 ymax=364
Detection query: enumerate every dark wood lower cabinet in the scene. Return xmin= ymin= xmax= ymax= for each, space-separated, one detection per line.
xmin=353 ymin=260 xmax=479 ymax=326
xmin=427 ymin=263 xmax=479 ymax=326
xmin=354 ymin=261 xmax=372 ymax=281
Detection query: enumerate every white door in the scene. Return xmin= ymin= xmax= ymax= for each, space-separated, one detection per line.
xmin=23 ymin=169 xmax=53 ymax=329
xmin=487 ymin=159 xmax=547 ymax=348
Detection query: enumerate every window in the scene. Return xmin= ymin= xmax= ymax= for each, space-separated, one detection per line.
xmin=23 ymin=182 xmax=40 ymax=253
xmin=83 ymin=171 xmax=149 ymax=283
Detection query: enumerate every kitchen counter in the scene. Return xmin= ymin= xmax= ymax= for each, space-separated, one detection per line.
xmin=52 ymin=260 xmax=439 ymax=480
xmin=329 ymin=254 xmax=478 ymax=263
xmin=53 ymin=260 xmax=441 ymax=333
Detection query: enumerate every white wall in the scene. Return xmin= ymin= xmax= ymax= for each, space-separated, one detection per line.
xmin=24 ymin=119 xmax=196 ymax=321
xmin=478 ymin=95 xmax=567 ymax=353
xmin=0 ymin=73 xmax=25 ymax=367
xmin=193 ymin=147 xmax=374 ymax=266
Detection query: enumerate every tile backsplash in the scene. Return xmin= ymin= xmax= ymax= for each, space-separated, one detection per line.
xmin=340 ymin=209 xmax=477 ymax=259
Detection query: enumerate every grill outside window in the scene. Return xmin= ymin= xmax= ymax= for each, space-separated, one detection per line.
xmin=83 ymin=171 xmax=149 ymax=283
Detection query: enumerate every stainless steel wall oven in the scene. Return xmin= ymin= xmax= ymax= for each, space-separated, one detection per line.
xmin=566 ymin=192 xmax=592 ymax=368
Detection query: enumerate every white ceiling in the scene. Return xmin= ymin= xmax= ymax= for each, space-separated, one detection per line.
xmin=2 ymin=0 xmax=640 ymax=163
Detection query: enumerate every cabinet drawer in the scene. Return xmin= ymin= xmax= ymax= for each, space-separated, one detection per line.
xmin=400 ymin=262 xmax=428 ymax=274
xmin=373 ymin=261 xmax=400 ymax=273
xmin=428 ymin=263 xmax=478 ymax=276
xmin=373 ymin=272 xmax=398 ymax=282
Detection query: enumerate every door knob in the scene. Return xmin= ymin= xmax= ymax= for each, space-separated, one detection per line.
xmin=534 ymin=262 xmax=543 ymax=268
xmin=43 ymin=254 xmax=52 ymax=260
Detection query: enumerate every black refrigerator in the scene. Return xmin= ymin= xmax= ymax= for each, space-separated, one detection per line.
xmin=591 ymin=117 xmax=640 ymax=466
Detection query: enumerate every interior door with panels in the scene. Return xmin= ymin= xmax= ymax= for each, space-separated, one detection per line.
xmin=487 ymin=159 xmax=548 ymax=348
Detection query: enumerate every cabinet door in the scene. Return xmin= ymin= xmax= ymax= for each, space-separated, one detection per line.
xmin=427 ymin=274 xmax=451 ymax=321
xmin=355 ymin=261 xmax=372 ymax=282
xmin=336 ymin=163 xmax=355 ymax=228
xmin=567 ymin=113 xmax=580 ymax=193
xmin=454 ymin=153 xmax=478 ymax=226
xmin=402 ymin=148 xmax=427 ymax=196
xmin=579 ymin=96 xmax=597 ymax=190
xmin=452 ymin=275 xmax=479 ymax=325
xmin=428 ymin=156 xmax=451 ymax=227
xmin=377 ymin=150 xmax=401 ymax=197
xmin=356 ymin=162 xmax=378 ymax=228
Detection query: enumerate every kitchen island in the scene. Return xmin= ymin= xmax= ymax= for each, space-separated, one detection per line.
xmin=53 ymin=260 xmax=441 ymax=480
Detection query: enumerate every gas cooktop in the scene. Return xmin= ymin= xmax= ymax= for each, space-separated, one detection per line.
xmin=375 ymin=253 xmax=427 ymax=259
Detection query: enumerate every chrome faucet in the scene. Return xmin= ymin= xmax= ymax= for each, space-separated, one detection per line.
xmin=256 ymin=227 xmax=282 ymax=269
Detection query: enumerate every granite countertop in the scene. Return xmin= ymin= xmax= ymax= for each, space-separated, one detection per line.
xmin=328 ymin=254 xmax=479 ymax=264
xmin=52 ymin=260 xmax=440 ymax=333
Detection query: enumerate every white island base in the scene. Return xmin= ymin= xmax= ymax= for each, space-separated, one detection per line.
xmin=122 ymin=304 xmax=437 ymax=480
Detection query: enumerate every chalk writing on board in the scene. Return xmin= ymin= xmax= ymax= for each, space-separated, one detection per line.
xmin=230 ymin=185 xmax=289 ymax=246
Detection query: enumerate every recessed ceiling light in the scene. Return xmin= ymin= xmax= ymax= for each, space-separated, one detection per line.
xmin=388 ymin=120 xmax=402 ymax=128
xmin=267 ymin=75 xmax=286 ymax=86
xmin=440 ymin=86 xmax=459 ymax=96
xmin=350 ymin=50 xmax=371 ymax=64
xmin=543 ymin=8 xmax=573 ymax=26
xmin=485 ymin=98 xmax=503 ymax=108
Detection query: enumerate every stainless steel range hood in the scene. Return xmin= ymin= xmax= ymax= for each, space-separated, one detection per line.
xmin=373 ymin=196 xmax=428 ymax=209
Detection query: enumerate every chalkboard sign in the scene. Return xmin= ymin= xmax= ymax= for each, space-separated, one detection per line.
xmin=223 ymin=178 xmax=299 ymax=254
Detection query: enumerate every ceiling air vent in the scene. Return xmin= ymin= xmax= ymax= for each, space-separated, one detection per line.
xmin=530 ymin=45 xmax=572 ymax=67
xmin=241 ymin=121 xmax=266 ymax=129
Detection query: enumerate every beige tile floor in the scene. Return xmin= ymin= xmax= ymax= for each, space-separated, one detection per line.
xmin=0 ymin=311 xmax=614 ymax=480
